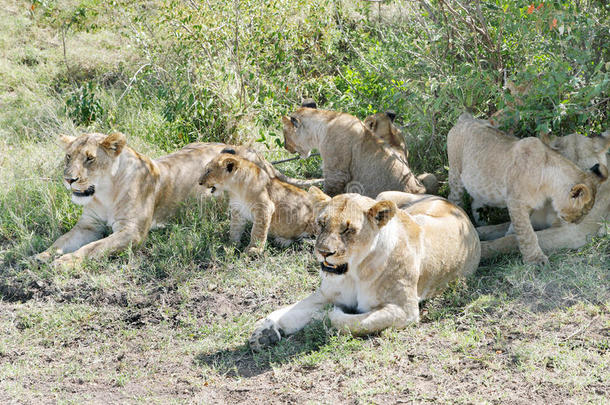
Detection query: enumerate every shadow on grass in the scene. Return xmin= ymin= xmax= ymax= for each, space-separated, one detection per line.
xmin=194 ymin=320 xmax=333 ymax=378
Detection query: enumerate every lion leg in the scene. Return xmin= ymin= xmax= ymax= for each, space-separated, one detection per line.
xmin=52 ymin=225 xmax=145 ymax=268
xmin=506 ymin=199 xmax=548 ymax=265
xmin=471 ymin=198 xmax=486 ymax=226
xmin=323 ymin=169 xmax=350 ymax=196
xmin=447 ymin=167 xmax=464 ymax=207
xmin=35 ymin=216 xmax=104 ymax=261
xmin=246 ymin=202 xmax=274 ymax=255
xmin=476 ymin=222 xmax=511 ymax=241
xmin=249 ymin=290 xmax=328 ymax=351
xmin=329 ymin=302 xmax=417 ymax=336
xmin=229 ymin=207 xmax=248 ymax=243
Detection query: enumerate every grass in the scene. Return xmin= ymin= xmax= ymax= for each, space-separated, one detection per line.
xmin=1 ymin=0 xmax=609 ymax=403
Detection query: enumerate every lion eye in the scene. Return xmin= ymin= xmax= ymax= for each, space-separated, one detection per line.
xmin=66 ymin=154 xmax=71 ymax=161
xmin=85 ymin=155 xmax=95 ymax=163
xmin=340 ymin=226 xmax=353 ymax=235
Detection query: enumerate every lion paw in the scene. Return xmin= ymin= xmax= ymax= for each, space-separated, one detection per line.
xmin=524 ymin=253 xmax=549 ymax=266
xmin=249 ymin=319 xmax=282 ymax=352
xmin=245 ymin=245 xmax=264 ymax=256
xmin=33 ymin=250 xmax=54 ymax=263
xmin=51 ymin=253 xmax=82 ymax=269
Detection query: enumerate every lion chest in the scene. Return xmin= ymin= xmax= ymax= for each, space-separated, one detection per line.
xmin=321 ymin=272 xmax=379 ymax=313
xmin=229 ymin=199 xmax=254 ymax=221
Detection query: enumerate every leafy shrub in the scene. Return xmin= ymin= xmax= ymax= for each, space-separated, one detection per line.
xmin=65 ymin=81 xmax=103 ymax=126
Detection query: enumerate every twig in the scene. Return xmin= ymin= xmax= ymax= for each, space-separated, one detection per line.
xmin=561 ymin=315 xmax=599 ymax=341
xmin=271 ymin=153 xmax=320 ymax=165
xmin=116 ymin=63 xmax=151 ymax=106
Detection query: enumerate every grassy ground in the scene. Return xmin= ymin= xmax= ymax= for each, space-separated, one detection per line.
xmin=1 ymin=1 xmax=609 ymax=403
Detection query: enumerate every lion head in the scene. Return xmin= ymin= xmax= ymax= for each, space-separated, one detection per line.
xmin=541 ymin=131 xmax=610 ymax=170
xmin=308 ymin=186 xmax=398 ymax=275
xmin=555 ymin=163 xmax=608 ymax=223
xmin=363 ymin=111 xmax=405 ymax=154
xmin=59 ymin=132 xmax=126 ymax=205
xmin=199 ymin=153 xmax=245 ymax=195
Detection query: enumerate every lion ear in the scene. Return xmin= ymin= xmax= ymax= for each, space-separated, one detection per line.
xmin=540 ymin=132 xmax=558 ymax=150
xmin=569 ymin=184 xmax=592 ymax=205
xmin=222 ymin=156 xmax=238 ymax=173
xmin=386 ymin=110 xmax=396 ymax=122
xmin=308 ymin=186 xmax=330 ymax=204
xmin=367 ymin=200 xmax=397 ymax=228
xmin=301 ymin=99 xmax=317 ymax=109
xmin=100 ymin=132 xmax=126 ymax=156
xmin=58 ymin=135 xmax=76 ymax=149
xmin=364 ymin=116 xmax=376 ymax=132
xmin=589 ymin=163 xmax=608 ymax=183
xmin=282 ymin=115 xmax=300 ymax=129
xmin=308 ymin=186 xmax=331 ymax=214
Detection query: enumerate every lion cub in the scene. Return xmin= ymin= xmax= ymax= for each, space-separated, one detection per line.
xmin=199 ymin=152 xmax=316 ymax=254
xmin=448 ymin=113 xmax=607 ymax=265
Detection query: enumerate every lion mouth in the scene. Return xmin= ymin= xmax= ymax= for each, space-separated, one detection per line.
xmin=209 ymin=186 xmax=217 ymax=194
xmin=320 ymin=260 xmax=348 ymax=275
xmin=72 ymin=185 xmax=95 ymax=197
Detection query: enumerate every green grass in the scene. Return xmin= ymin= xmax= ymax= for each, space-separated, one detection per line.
xmin=1 ymin=0 xmax=609 ymax=403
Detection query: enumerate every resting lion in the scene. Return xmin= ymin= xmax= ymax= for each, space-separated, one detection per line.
xmin=248 ymin=188 xmax=480 ymax=351
xmin=447 ymin=113 xmax=607 ymax=265
xmin=364 ymin=111 xmax=439 ymax=195
xmin=199 ymin=152 xmax=315 ymax=254
xmin=33 ymin=133 xmax=318 ymax=267
xmin=480 ymin=130 xmax=610 ymax=259
xmin=282 ymin=105 xmax=427 ymax=197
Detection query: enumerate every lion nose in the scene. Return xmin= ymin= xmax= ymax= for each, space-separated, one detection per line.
xmin=65 ymin=177 xmax=79 ymax=185
xmin=318 ymin=249 xmax=336 ymax=258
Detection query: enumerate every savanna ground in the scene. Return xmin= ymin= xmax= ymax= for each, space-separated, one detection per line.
xmin=1 ymin=0 xmax=609 ymax=403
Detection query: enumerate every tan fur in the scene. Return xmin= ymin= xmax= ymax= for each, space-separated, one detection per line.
xmin=447 ymin=113 xmax=607 ymax=265
xmin=34 ymin=134 xmax=316 ymax=266
xmin=282 ymin=107 xmax=427 ymax=197
xmin=364 ymin=112 xmax=439 ymax=194
xmin=200 ymin=154 xmax=316 ymax=255
xmin=249 ymin=189 xmax=480 ymax=350
xmin=480 ymin=130 xmax=610 ymax=259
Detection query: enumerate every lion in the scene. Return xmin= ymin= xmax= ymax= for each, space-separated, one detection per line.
xmin=248 ymin=188 xmax=480 ymax=351
xmin=282 ymin=104 xmax=428 ymax=197
xmin=479 ymin=130 xmax=610 ymax=259
xmin=33 ymin=133 xmax=319 ymax=267
xmin=199 ymin=152 xmax=316 ymax=254
xmin=364 ymin=110 xmax=439 ymax=195
xmin=447 ymin=113 xmax=608 ymax=265
xmin=477 ymin=130 xmax=610 ymax=241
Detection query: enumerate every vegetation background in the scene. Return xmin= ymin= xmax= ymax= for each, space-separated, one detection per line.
xmin=0 ymin=0 xmax=608 ymax=402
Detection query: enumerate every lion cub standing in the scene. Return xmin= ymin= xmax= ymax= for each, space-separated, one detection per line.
xmin=199 ymin=152 xmax=316 ymax=254
xmin=447 ymin=113 xmax=607 ymax=265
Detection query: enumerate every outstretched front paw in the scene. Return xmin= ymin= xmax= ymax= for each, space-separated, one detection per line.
xmin=51 ymin=253 xmax=82 ymax=269
xmin=33 ymin=250 xmax=55 ymax=263
xmin=249 ymin=318 xmax=283 ymax=352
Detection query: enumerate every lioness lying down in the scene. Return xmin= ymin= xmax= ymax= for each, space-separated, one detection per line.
xmin=447 ymin=113 xmax=607 ymax=265
xmin=249 ymin=189 xmax=480 ymax=351
xmin=282 ymin=105 xmax=428 ymax=197
xmin=480 ymin=131 xmax=610 ymax=259
xmin=34 ymin=133 xmax=318 ymax=266
xmin=199 ymin=152 xmax=316 ymax=254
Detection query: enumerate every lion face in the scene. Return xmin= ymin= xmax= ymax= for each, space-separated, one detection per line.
xmin=199 ymin=154 xmax=239 ymax=195
xmin=308 ymin=187 xmax=397 ymax=275
xmin=59 ymin=133 xmax=126 ymax=205
xmin=555 ymin=164 xmax=608 ymax=223
xmin=363 ymin=111 xmax=402 ymax=148
xmin=282 ymin=114 xmax=313 ymax=158
xmin=542 ymin=131 xmax=610 ymax=170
